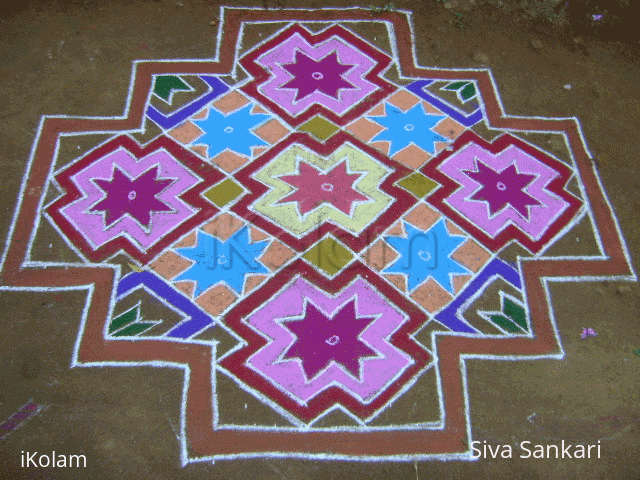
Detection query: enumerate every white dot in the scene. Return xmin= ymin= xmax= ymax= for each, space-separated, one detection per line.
xmin=224 ymin=126 xmax=233 ymax=133
xmin=321 ymin=183 xmax=334 ymax=192
xmin=404 ymin=124 xmax=415 ymax=132
xmin=128 ymin=191 xmax=137 ymax=200
xmin=325 ymin=335 xmax=340 ymax=345
xmin=496 ymin=182 xmax=507 ymax=191
xmin=312 ymin=72 xmax=323 ymax=80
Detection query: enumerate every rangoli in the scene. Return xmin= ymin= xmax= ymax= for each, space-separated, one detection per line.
xmin=1 ymin=6 xmax=635 ymax=465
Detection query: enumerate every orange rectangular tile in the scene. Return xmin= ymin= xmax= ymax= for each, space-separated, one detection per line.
xmin=410 ymin=278 xmax=453 ymax=313
xmin=168 ymin=121 xmax=203 ymax=144
xmin=363 ymin=240 xmax=398 ymax=271
xmin=453 ymin=274 xmax=473 ymax=294
xmin=212 ymin=90 xmax=250 ymax=114
xmin=433 ymin=116 xmax=466 ymax=140
xmin=421 ymin=100 xmax=444 ymax=115
xmin=387 ymin=90 xmax=420 ymax=111
xmin=384 ymin=273 xmax=407 ymax=292
xmin=259 ymin=240 xmax=296 ymax=271
xmin=451 ymin=239 xmax=492 ymax=273
xmin=250 ymin=227 xmax=270 ymax=243
xmin=190 ymin=145 xmax=208 ymax=159
xmin=345 ymin=117 xmax=384 ymax=143
xmin=404 ymin=203 xmax=441 ymax=231
xmin=244 ymin=274 xmax=267 ymax=294
xmin=149 ymin=251 xmax=192 ymax=281
xmin=392 ymin=144 xmax=431 ymax=170
xmin=173 ymin=231 xmax=198 ymax=249
xmin=254 ymin=119 xmax=290 ymax=144
xmin=211 ymin=151 xmax=249 ymax=172
xmin=174 ymin=280 xmax=196 ymax=298
xmin=201 ymin=213 xmax=245 ymax=240
xmin=195 ymin=284 xmax=237 ymax=316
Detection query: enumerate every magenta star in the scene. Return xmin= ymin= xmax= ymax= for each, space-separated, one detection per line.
xmin=91 ymin=166 xmax=173 ymax=227
xmin=282 ymin=300 xmax=376 ymax=380
xmin=463 ymin=160 xmax=541 ymax=218
xmin=281 ymin=50 xmax=356 ymax=102
xmin=278 ymin=161 xmax=369 ymax=215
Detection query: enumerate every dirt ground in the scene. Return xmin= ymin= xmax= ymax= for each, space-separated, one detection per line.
xmin=0 ymin=0 xmax=638 ymax=478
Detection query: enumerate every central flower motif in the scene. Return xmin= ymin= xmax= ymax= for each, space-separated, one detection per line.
xmin=250 ymin=143 xmax=393 ymax=238
xmin=277 ymin=161 xmax=368 ymax=216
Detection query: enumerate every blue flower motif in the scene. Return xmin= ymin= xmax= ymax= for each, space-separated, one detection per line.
xmin=383 ymin=219 xmax=469 ymax=293
xmin=192 ymin=103 xmax=269 ymax=157
xmin=174 ymin=227 xmax=269 ymax=295
xmin=368 ymin=103 xmax=448 ymax=156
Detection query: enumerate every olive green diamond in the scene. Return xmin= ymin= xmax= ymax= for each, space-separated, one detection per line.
xmin=397 ymin=172 xmax=439 ymax=199
xmin=203 ymin=179 xmax=244 ymax=207
xmin=298 ymin=115 xmax=340 ymax=142
xmin=302 ymin=237 xmax=354 ymax=276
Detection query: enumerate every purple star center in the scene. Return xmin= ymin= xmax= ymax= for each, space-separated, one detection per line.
xmin=91 ymin=166 xmax=173 ymax=227
xmin=281 ymin=50 xmax=356 ymax=102
xmin=282 ymin=299 xmax=376 ymax=380
xmin=463 ymin=160 xmax=541 ymax=218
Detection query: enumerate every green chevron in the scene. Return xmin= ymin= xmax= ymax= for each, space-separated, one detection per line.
xmin=108 ymin=305 xmax=156 ymax=337
xmin=153 ymin=75 xmax=191 ymax=102
xmin=442 ymin=81 xmax=476 ymax=102
xmin=484 ymin=295 xmax=528 ymax=334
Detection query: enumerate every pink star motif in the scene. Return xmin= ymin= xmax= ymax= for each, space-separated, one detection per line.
xmin=91 ymin=166 xmax=173 ymax=227
xmin=463 ymin=160 xmax=541 ymax=219
xmin=278 ymin=161 xmax=368 ymax=216
xmin=281 ymin=50 xmax=356 ymax=102
xmin=282 ymin=300 xmax=376 ymax=380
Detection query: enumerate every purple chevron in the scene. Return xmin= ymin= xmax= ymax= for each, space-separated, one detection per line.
xmin=116 ymin=271 xmax=213 ymax=339
xmin=434 ymin=259 xmax=522 ymax=333
xmin=146 ymin=76 xmax=229 ymax=130
xmin=406 ymin=80 xmax=483 ymax=127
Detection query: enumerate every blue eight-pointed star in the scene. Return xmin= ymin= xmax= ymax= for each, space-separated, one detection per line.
xmin=383 ymin=219 xmax=469 ymax=293
xmin=192 ymin=103 xmax=269 ymax=158
xmin=174 ymin=227 xmax=269 ymax=295
xmin=368 ymin=103 xmax=448 ymax=156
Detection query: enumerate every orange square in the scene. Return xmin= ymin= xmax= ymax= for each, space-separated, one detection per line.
xmin=392 ymin=144 xmax=431 ymax=170
xmin=201 ymin=213 xmax=244 ymax=241
xmin=196 ymin=284 xmax=237 ymax=316
xmin=149 ymin=251 xmax=192 ymax=281
xmin=387 ymin=90 xmax=420 ymax=111
xmin=410 ymin=278 xmax=453 ymax=313
xmin=213 ymin=91 xmax=250 ymax=114
xmin=404 ymin=203 xmax=441 ymax=231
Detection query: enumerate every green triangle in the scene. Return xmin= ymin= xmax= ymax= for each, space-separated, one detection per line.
xmin=443 ymin=81 xmax=469 ymax=91
xmin=153 ymin=75 xmax=191 ymax=102
xmin=112 ymin=322 xmax=156 ymax=337
xmin=503 ymin=297 xmax=528 ymax=331
xmin=460 ymin=83 xmax=476 ymax=102
xmin=488 ymin=314 xmax=522 ymax=334
xmin=108 ymin=306 xmax=138 ymax=333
